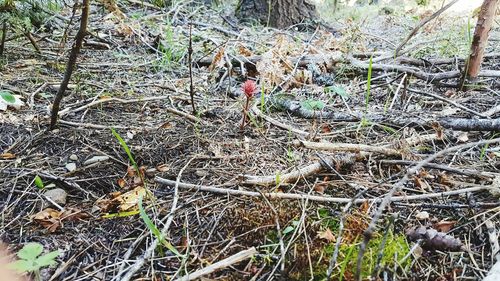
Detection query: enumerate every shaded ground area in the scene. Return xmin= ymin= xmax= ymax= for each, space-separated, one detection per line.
xmin=1 ymin=1 xmax=500 ymax=280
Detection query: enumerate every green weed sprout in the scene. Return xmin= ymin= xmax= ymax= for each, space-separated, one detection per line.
xmin=138 ymin=196 xmax=183 ymax=258
xmin=9 ymin=242 xmax=60 ymax=281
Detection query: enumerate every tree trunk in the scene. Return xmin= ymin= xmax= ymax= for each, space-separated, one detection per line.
xmin=236 ymin=0 xmax=317 ymax=29
xmin=464 ymin=0 xmax=499 ymax=84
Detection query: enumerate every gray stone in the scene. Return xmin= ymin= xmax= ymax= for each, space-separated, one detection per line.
xmin=44 ymin=188 xmax=67 ymax=206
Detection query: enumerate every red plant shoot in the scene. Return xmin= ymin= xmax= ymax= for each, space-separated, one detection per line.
xmin=241 ymin=80 xmax=257 ymax=130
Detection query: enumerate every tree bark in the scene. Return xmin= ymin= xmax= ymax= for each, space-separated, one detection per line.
xmin=236 ymin=0 xmax=317 ymax=29
xmin=464 ymin=0 xmax=499 ymax=83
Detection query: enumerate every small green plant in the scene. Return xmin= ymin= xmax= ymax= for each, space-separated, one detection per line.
xmin=480 ymin=133 xmax=500 ymax=160
xmin=260 ymin=83 xmax=266 ymax=113
xmin=301 ymin=99 xmax=325 ymax=111
xmin=34 ymin=175 xmax=44 ymax=189
xmin=138 ymin=196 xmax=183 ymax=258
xmin=0 ymin=90 xmax=15 ymax=103
xmin=325 ymin=85 xmax=349 ymax=100
xmin=334 ymin=231 xmax=411 ymax=279
xmin=111 ymin=128 xmax=140 ymax=175
xmin=365 ymin=55 xmax=373 ymax=112
xmin=282 ymin=220 xmax=300 ymax=236
xmin=9 ymin=242 xmax=60 ymax=281
xmin=155 ymin=18 xmax=186 ymax=71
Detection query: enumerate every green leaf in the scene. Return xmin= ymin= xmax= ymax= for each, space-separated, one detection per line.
xmin=111 ymin=128 xmax=138 ymax=173
xmin=325 ymin=85 xmax=349 ymax=99
xmin=8 ymin=259 xmax=37 ymax=273
xmin=160 ymin=239 xmax=182 ymax=257
xmin=301 ymin=99 xmax=325 ymax=111
xmin=34 ymin=250 xmax=60 ymax=268
xmin=17 ymin=243 xmax=43 ymax=260
xmin=138 ymin=196 xmax=162 ymax=239
xmin=34 ymin=175 xmax=44 ymax=189
xmin=0 ymin=91 xmax=15 ymax=104
xmin=282 ymin=226 xmax=294 ymax=235
xmin=102 ymin=210 xmax=140 ymax=219
xmin=138 ymin=196 xmax=183 ymax=258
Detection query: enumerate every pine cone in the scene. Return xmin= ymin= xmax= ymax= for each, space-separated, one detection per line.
xmin=406 ymin=226 xmax=463 ymax=251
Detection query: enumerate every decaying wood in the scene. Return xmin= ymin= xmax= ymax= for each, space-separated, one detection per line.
xmin=175 ymin=247 xmax=257 ymax=281
xmin=438 ymin=117 xmax=500 ymax=131
xmin=464 ymin=0 xmax=500 ymax=82
xmin=293 ymin=140 xmax=401 ymax=156
xmin=242 ymin=155 xmax=354 ymax=186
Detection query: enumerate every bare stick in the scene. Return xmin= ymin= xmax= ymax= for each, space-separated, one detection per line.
xmin=0 ymin=22 xmax=7 ymax=56
xmin=188 ymin=24 xmax=196 ymax=114
xmin=354 ymin=136 xmax=500 ymax=280
xmin=154 ymin=177 xmax=496 ymax=204
xmin=50 ymin=0 xmax=90 ymax=129
xmin=175 ymin=247 xmax=257 ymax=281
xmin=394 ymin=0 xmax=460 ymax=56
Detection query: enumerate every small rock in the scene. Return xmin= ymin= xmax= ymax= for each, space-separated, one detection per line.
xmin=195 ymin=170 xmax=209 ymax=177
xmin=69 ymin=154 xmax=78 ymax=161
xmin=83 ymin=155 xmax=109 ymax=165
xmin=65 ymin=162 xmax=77 ymax=172
xmin=44 ymin=188 xmax=67 ymax=206
xmin=415 ymin=211 xmax=430 ymax=220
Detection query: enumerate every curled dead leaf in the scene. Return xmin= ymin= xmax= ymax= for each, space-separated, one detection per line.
xmin=318 ymin=228 xmax=336 ymax=242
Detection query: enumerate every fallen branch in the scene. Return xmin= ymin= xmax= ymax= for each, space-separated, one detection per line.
xmin=438 ymin=117 xmax=500 ymax=131
xmin=154 ymin=177 xmax=497 ymax=204
xmin=293 ymin=140 xmax=401 ymax=156
xmin=175 ymin=247 xmax=257 ymax=281
xmin=379 ymin=159 xmax=495 ymax=179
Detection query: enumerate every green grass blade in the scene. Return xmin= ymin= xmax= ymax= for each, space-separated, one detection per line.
xmin=110 ymin=128 xmax=138 ymax=173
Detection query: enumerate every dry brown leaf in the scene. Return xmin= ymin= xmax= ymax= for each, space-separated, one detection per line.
xmin=414 ymin=176 xmax=431 ymax=191
xmin=117 ymin=178 xmax=127 ymax=188
xmin=156 ymin=164 xmax=169 ymax=172
xmin=96 ymin=186 xmax=147 ymax=213
xmin=313 ymin=183 xmax=326 ymax=194
xmin=32 ymin=208 xmax=87 ymax=232
xmin=318 ymin=228 xmax=336 ymax=242
xmin=433 ymin=220 xmax=457 ymax=233
xmin=0 ymin=153 xmax=16 ymax=159
xmin=209 ymin=47 xmax=225 ymax=71
xmin=238 ymin=44 xmax=253 ymax=57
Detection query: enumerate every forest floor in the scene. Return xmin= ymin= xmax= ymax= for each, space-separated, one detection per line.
xmin=1 ymin=1 xmax=500 ymax=280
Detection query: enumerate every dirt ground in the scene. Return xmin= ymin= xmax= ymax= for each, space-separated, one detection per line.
xmin=1 ymin=0 xmax=500 ymax=280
